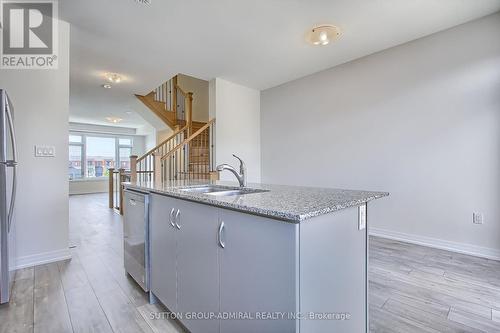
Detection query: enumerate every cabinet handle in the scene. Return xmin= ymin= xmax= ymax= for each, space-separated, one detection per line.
xmin=175 ymin=209 xmax=181 ymax=229
xmin=218 ymin=221 xmax=225 ymax=248
xmin=169 ymin=208 xmax=175 ymax=228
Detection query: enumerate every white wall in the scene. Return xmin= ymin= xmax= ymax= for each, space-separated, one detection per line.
xmin=178 ymin=74 xmax=209 ymax=122
xmin=69 ymin=179 xmax=109 ymax=195
xmin=0 ymin=22 xmax=71 ymax=268
xmin=211 ymin=78 xmax=261 ymax=183
xmin=156 ymin=127 xmax=174 ymax=144
xmin=261 ymin=14 xmax=500 ymax=258
xmin=136 ymin=123 xmax=156 ymax=151
xmin=131 ymin=97 xmax=169 ymax=134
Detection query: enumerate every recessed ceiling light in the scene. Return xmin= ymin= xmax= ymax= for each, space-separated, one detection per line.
xmin=106 ymin=117 xmax=123 ymax=124
xmin=102 ymin=83 xmax=112 ymax=89
xmin=105 ymin=73 xmax=122 ymax=83
xmin=306 ymin=25 xmax=341 ymax=46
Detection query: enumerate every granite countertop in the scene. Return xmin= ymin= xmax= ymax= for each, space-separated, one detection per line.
xmin=124 ymin=180 xmax=388 ymax=223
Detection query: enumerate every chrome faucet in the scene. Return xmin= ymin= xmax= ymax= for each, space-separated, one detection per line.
xmin=216 ymin=154 xmax=247 ymax=187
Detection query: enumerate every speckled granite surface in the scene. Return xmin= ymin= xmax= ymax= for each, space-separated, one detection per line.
xmin=125 ymin=180 xmax=388 ymax=223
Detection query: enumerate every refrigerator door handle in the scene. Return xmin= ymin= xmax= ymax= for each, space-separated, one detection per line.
xmin=8 ymin=167 xmax=16 ymax=232
xmin=5 ymin=96 xmax=17 ymax=231
xmin=5 ymin=97 xmax=17 ymax=165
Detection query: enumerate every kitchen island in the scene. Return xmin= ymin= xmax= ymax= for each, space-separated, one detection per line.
xmin=124 ymin=180 xmax=388 ymax=333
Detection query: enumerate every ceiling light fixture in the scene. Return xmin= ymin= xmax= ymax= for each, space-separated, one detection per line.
xmin=306 ymin=25 xmax=341 ymax=46
xmin=106 ymin=117 xmax=123 ymax=124
xmin=102 ymin=83 xmax=112 ymax=89
xmin=105 ymin=73 xmax=122 ymax=83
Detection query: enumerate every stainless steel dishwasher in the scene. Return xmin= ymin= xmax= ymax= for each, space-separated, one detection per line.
xmin=123 ymin=189 xmax=150 ymax=292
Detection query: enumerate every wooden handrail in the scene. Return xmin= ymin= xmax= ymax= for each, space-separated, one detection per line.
xmin=130 ymin=155 xmax=137 ymax=182
xmin=137 ymin=125 xmax=188 ymax=163
xmin=161 ymin=118 xmax=215 ymax=161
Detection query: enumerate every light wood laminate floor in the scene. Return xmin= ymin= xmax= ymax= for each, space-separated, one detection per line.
xmin=0 ymin=193 xmax=499 ymax=332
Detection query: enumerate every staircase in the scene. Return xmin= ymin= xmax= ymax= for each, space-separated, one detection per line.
xmin=132 ymin=76 xmax=216 ymax=183
xmin=110 ymin=75 xmax=216 ymax=213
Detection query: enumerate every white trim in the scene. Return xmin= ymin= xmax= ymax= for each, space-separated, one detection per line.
xmin=13 ymin=248 xmax=72 ymax=270
xmin=69 ymin=190 xmax=107 ymax=195
xmin=369 ymin=227 xmax=500 ymax=261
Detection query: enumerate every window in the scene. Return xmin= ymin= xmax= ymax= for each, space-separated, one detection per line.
xmin=68 ymin=145 xmax=83 ymax=180
xmin=119 ymin=138 xmax=132 ymax=146
xmin=118 ymin=138 xmax=133 ymax=170
xmin=119 ymin=147 xmax=132 ymax=170
xmin=86 ymin=136 xmax=116 ymax=178
xmin=69 ymin=135 xmax=82 ymax=143
xmin=68 ymin=133 xmax=134 ymax=180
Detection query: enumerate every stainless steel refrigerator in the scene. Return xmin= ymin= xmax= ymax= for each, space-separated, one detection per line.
xmin=0 ymin=89 xmax=18 ymax=304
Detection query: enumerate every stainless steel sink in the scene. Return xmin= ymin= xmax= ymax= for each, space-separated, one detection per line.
xmin=179 ymin=185 xmax=228 ymax=194
xmin=179 ymin=185 xmax=268 ymax=196
xmin=205 ymin=189 xmax=255 ymax=196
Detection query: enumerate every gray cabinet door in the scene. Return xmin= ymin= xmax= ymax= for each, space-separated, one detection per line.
xmin=150 ymin=194 xmax=178 ymax=312
xmin=219 ymin=209 xmax=299 ymax=333
xmin=299 ymin=206 xmax=367 ymax=333
xmin=176 ymin=200 xmax=220 ymax=333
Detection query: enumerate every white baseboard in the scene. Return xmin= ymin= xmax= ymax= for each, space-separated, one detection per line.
xmin=369 ymin=227 xmax=500 ymax=261
xmin=13 ymin=248 xmax=72 ymax=270
xmin=69 ymin=191 xmax=107 ymax=195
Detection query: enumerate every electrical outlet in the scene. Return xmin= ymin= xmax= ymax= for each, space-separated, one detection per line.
xmin=34 ymin=145 xmax=56 ymax=157
xmin=359 ymin=204 xmax=367 ymax=230
xmin=473 ymin=212 xmax=483 ymax=225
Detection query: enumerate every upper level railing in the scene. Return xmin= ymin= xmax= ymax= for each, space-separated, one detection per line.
xmin=173 ymin=84 xmax=193 ymax=135
xmin=137 ymin=75 xmax=193 ymax=131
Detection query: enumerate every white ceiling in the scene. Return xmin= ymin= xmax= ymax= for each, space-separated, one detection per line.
xmin=61 ymin=0 xmax=500 ymax=128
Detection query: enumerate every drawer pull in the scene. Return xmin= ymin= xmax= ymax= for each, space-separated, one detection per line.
xmin=218 ymin=221 xmax=225 ymax=248
xmin=169 ymin=208 xmax=176 ymax=227
xmin=175 ymin=209 xmax=181 ymax=229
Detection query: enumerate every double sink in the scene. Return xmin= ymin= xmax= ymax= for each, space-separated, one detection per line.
xmin=179 ymin=185 xmax=268 ymax=197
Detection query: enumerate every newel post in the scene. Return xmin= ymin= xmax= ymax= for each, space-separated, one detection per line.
xmin=153 ymin=153 xmax=162 ymax=186
xmin=173 ymin=76 xmax=178 ymax=123
xmin=186 ymin=92 xmax=193 ymax=136
xmin=108 ymin=167 xmax=115 ymax=209
xmin=130 ymin=155 xmax=138 ymax=183
xmin=119 ymin=168 xmax=125 ymax=215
